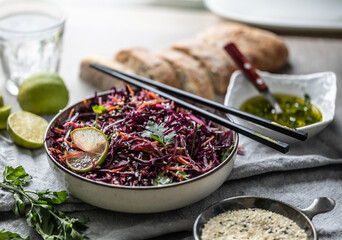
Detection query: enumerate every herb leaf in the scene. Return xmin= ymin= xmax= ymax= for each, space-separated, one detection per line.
xmin=37 ymin=190 xmax=68 ymax=205
xmin=92 ymin=105 xmax=107 ymax=114
xmin=153 ymin=172 xmax=172 ymax=186
xmin=3 ymin=166 xmax=31 ymax=186
xmin=0 ymin=166 xmax=88 ymax=240
xmin=0 ymin=229 xmax=29 ymax=240
xmin=142 ymin=121 xmax=176 ymax=146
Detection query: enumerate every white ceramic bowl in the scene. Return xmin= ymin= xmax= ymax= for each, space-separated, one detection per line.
xmin=224 ymin=71 xmax=336 ymax=143
xmin=44 ymin=90 xmax=238 ymax=213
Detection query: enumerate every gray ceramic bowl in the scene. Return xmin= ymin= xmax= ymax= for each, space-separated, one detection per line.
xmin=194 ymin=196 xmax=335 ymax=240
xmin=44 ymin=90 xmax=239 ymax=213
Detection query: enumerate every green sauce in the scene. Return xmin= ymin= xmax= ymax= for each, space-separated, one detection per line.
xmin=240 ymin=94 xmax=322 ymax=128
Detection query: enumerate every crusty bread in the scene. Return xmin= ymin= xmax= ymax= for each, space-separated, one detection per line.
xmin=172 ymin=22 xmax=288 ymax=94
xmin=197 ymin=22 xmax=289 ymax=72
xmin=115 ymin=47 xmax=180 ymax=88
xmin=157 ymin=49 xmax=215 ymax=100
xmin=172 ymin=39 xmax=236 ymax=95
xmin=80 ymin=56 xmax=133 ymax=91
xmin=80 ymin=23 xmax=288 ymax=97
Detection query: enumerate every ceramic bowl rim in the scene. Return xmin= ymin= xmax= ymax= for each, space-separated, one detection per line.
xmin=193 ymin=195 xmax=317 ymax=240
xmin=44 ymin=90 xmax=239 ymax=191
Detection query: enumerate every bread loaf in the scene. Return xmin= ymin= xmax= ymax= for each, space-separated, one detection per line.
xmin=115 ymin=47 xmax=180 ymax=88
xmin=80 ymin=22 xmax=288 ymax=98
xmin=197 ymin=22 xmax=288 ymax=71
xmin=172 ymin=22 xmax=288 ymax=94
xmin=80 ymin=56 xmax=133 ymax=91
xmin=157 ymin=49 xmax=215 ymax=100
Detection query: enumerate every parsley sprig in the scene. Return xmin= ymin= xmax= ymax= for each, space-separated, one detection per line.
xmin=0 ymin=166 xmax=88 ymax=240
xmin=142 ymin=121 xmax=176 ymax=147
xmin=0 ymin=229 xmax=29 ymax=240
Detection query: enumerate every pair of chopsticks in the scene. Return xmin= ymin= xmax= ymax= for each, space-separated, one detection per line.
xmin=90 ymin=64 xmax=307 ymax=153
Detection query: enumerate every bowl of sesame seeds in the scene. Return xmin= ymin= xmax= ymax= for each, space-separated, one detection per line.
xmin=194 ymin=196 xmax=335 ymax=240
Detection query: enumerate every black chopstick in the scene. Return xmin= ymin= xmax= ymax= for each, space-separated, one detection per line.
xmin=91 ymin=63 xmax=289 ymax=153
xmin=95 ymin=66 xmax=307 ymax=141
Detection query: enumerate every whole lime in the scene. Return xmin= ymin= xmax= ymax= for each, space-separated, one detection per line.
xmin=18 ymin=72 xmax=69 ymax=114
xmin=0 ymin=105 xmax=11 ymax=129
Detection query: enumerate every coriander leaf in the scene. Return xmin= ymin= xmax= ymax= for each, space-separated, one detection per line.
xmin=164 ymin=131 xmax=176 ymax=146
xmin=92 ymin=105 xmax=107 ymax=114
xmin=37 ymin=190 xmax=68 ymax=205
xmin=0 ymin=229 xmax=29 ymax=240
xmin=3 ymin=166 xmax=32 ymax=186
xmin=153 ymin=172 xmax=172 ymax=186
xmin=151 ymin=136 xmax=164 ymax=146
xmin=142 ymin=121 xmax=165 ymax=141
xmin=142 ymin=121 xmax=176 ymax=146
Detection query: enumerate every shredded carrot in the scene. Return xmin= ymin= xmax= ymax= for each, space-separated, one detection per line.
xmin=118 ymin=132 xmax=129 ymax=140
xmin=68 ymin=108 xmax=75 ymax=120
xmin=168 ymin=166 xmax=188 ymax=171
xmin=106 ymin=106 xmax=117 ymax=112
xmin=54 ymin=128 xmax=64 ymax=133
xmin=110 ymin=167 xmax=124 ymax=173
xmin=147 ymin=91 xmax=159 ymax=100
xmin=63 ymin=151 xmax=84 ymax=159
xmin=49 ymin=148 xmax=62 ymax=154
xmin=83 ymin=98 xmax=87 ymax=108
xmin=64 ymin=140 xmax=79 ymax=149
xmin=58 ymin=155 xmax=65 ymax=164
xmin=201 ymin=136 xmax=215 ymax=147
xmin=175 ymin=156 xmax=190 ymax=166
xmin=64 ymin=122 xmax=78 ymax=128
xmin=137 ymin=101 xmax=158 ymax=112
xmin=127 ymin=84 xmax=134 ymax=98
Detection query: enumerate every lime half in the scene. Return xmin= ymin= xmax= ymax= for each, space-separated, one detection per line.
xmin=7 ymin=111 xmax=48 ymax=149
xmin=64 ymin=127 xmax=109 ymax=172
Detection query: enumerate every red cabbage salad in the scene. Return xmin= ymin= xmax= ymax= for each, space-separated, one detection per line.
xmin=47 ymin=86 xmax=236 ymax=186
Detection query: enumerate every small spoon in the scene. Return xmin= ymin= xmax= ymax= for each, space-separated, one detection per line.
xmin=224 ymin=43 xmax=283 ymax=115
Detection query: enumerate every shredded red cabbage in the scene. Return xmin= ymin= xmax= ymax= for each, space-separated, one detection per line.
xmin=47 ymin=87 xmax=235 ymax=186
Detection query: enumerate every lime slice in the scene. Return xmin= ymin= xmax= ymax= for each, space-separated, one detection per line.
xmin=0 ymin=105 xmax=11 ymax=129
xmin=64 ymin=127 xmax=109 ymax=172
xmin=7 ymin=111 xmax=48 ymax=149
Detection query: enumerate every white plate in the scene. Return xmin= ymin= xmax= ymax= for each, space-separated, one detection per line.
xmin=224 ymin=71 xmax=336 ymax=144
xmin=205 ymin=0 xmax=342 ymax=31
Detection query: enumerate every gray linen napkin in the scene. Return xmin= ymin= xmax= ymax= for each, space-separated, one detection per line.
xmin=0 ymin=119 xmax=341 ymax=239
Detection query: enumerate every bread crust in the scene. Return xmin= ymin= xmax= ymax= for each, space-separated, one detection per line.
xmin=197 ymin=22 xmax=289 ymax=71
xmin=157 ymin=49 xmax=215 ymax=100
xmin=172 ymin=23 xmax=288 ymax=94
xmin=115 ymin=47 xmax=180 ymax=88
xmin=80 ymin=55 xmax=132 ymax=90
xmin=172 ymin=39 xmax=236 ymax=95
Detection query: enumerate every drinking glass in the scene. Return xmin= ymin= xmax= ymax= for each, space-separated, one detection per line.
xmin=0 ymin=0 xmax=66 ymax=95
